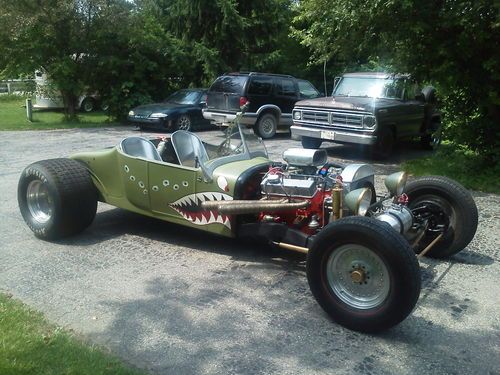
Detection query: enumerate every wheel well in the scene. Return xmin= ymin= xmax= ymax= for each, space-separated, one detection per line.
xmin=257 ymin=108 xmax=280 ymax=123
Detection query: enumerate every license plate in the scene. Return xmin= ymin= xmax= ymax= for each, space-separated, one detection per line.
xmin=321 ymin=130 xmax=335 ymax=140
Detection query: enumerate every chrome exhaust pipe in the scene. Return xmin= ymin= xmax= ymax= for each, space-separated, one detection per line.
xmin=201 ymin=199 xmax=309 ymax=215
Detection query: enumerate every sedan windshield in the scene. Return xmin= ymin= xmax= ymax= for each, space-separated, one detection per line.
xmin=333 ymin=77 xmax=403 ymax=99
xmin=166 ymin=90 xmax=201 ymax=105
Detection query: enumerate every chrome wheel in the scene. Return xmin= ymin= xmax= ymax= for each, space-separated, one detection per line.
xmin=326 ymin=244 xmax=390 ymax=309
xmin=26 ymin=180 xmax=53 ymax=224
xmin=177 ymin=115 xmax=191 ymax=131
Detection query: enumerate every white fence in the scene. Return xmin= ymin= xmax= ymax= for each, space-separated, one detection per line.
xmin=0 ymin=79 xmax=34 ymax=95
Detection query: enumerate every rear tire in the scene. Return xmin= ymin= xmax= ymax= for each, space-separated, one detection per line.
xmin=174 ymin=114 xmax=192 ymax=131
xmin=254 ymin=113 xmax=277 ymax=139
xmin=405 ymin=176 xmax=478 ymax=258
xmin=18 ymin=159 xmax=98 ymax=240
xmin=307 ymin=217 xmax=420 ymax=333
xmin=301 ymin=136 xmax=323 ymax=149
xmin=80 ymin=98 xmax=95 ymax=112
xmin=420 ymin=122 xmax=442 ymax=150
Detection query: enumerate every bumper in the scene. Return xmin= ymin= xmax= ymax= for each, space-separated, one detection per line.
xmin=127 ymin=116 xmax=172 ymax=129
xmin=203 ymin=110 xmax=257 ymax=126
xmin=291 ymin=126 xmax=377 ymax=145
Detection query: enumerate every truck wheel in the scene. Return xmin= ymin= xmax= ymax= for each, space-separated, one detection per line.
xmin=420 ymin=123 xmax=442 ymax=150
xmin=18 ymin=159 xmax=98 ymax=240
xmin=307 ymin=216 xmax=420 ymax=333
xmin=301 ymin=136 xmax=322 ymax=149
xmin=80 ymin=98 xmax=95 ymax=112
xmin=254 ymin=113 xmax=277 ymax=139
xmin=373 ymin=128 xmax=394 ymax=159
xmin=405 ymin=176 xmax=478 ymax=258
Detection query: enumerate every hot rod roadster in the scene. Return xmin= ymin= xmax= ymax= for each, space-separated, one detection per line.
xmin=18 ymin=108 xmax=478 ymax=332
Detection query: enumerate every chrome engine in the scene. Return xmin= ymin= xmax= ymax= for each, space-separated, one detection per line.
xmin=259 ymin=147 xmax=415 ymax=237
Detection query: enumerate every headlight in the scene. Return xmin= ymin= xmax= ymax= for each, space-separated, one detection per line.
xmin=344 ymin=188 xmax=372 ymax=216
xmin=128 ymin=110 xmax=135 ymax=116
xmin=150 ymin=113 xmax=168 ymax=118
xmin=384 ymin=171 xmax=408 ymax=196
xmin=362 ymin=115 xmax=376 ymax=129
xmin=293 ymin=110 xmax=302 ymax=120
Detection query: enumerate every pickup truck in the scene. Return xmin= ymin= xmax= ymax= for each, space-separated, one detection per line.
xmin=291 ymin=72 xmax=441 ymax=157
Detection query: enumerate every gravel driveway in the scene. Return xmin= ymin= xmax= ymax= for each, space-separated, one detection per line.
xmin=0 ymin=126 xmax=499 ymax=374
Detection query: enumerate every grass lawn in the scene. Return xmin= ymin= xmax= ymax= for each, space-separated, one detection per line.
xmin=403 ymin=142 xmax=500 ymax=194
xmin=0 ymin=95 xmax=115 ymax=130
xmin=0 ymin=292 xmax=146 ymax=375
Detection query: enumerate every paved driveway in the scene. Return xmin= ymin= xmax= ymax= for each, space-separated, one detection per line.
xmin=0 ymin=127 xmax=499 ymax=374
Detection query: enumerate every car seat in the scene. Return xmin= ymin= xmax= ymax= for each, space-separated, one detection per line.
xmin=120 ymin=137 xmax=162 ymax=161
xmin=171 ymin=131 xmax=209 ymax=168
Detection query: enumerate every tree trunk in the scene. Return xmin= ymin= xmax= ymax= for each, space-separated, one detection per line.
xmin=61 ymin=91 xmax=79 ymax=121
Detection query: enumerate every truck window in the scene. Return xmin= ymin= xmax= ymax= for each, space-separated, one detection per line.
xmin=276 ymin=78 xmax=296 ymax=97
xmin=298 ymin=80 xmax=320 ymax=99
xmin=248 ymin=77 xmax=273 ymax=95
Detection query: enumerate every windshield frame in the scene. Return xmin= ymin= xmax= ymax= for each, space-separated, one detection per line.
xmin=201 ymin=123 xmax=268 ymax=176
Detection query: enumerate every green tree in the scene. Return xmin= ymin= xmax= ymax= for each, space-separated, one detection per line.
xmin=0 ymin=0 xmax=138 ymax=118
xmin=292 ymin=0 xmax=500 ymax=161
xmin=140 ymin=0 xmax=295 ymax=84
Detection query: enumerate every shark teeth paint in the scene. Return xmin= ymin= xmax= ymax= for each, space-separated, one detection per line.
xmin=170 ymin=192 xmax=233 ymax=228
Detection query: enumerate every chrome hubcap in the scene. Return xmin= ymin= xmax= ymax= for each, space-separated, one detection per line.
xmin=326 ymin=244 xmax=390 ymax=309
xmin=178 ymin=116 xmax=190 ymax=130
xmin=26 ymin=180 xmax=53 ymax=223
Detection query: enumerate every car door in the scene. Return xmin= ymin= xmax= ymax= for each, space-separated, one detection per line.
xmin=274 ymin=77 xmax=299 ymax=125
xmin=148 ymin=161 xmax=197 ymax=220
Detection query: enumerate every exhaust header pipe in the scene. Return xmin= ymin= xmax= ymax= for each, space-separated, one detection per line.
xmin=201 ymin=199 xmax=309 ymax=215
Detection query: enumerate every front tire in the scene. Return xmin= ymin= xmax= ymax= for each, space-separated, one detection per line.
xmin=301 ymin=136 xmax=322 ymax=149
xmin=405 ymin=176 xmax=478 ymax=258
xmin=254 ymin=113 xmax=277 ymax=139
xmin=18 ymin=159 xmax=98 ymax=240
xmin=307 ymin=216 xmax=420 ymax=333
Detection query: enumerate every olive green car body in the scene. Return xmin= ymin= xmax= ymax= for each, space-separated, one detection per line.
xmin=70 ymin=146 xmax=269 ymax=238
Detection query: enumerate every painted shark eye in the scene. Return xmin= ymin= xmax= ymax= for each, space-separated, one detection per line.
xmin=217 ymin=176 xmax=229 ymax=192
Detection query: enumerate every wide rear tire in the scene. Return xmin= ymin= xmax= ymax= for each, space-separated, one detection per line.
xmin=307 ymin=216 xmax=420 ymax=333
xmin=405 ymin=176 xmax=478 ymax=258
xmin=18 ymin=159 xmax=98 ymax=240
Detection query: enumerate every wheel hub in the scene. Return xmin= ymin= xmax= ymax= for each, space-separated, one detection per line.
xmin=350 ymin=269 xmax=365 ymax=283
xmin=26 ymin=180 xmax=53 ymax=223
xmin=326 ymin=245 xmax=390 ymax=309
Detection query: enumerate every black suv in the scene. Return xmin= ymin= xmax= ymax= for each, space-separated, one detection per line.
xmin=203 ymin=72 xmax=321 ymax=138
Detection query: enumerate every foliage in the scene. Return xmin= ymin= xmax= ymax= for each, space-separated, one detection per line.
xmin=0 ymin=293 xmax=145 ymax=375
xmin=0 ymin=97 xmax=112 ymax=130
xmin=292 ymin=0 xmax=500 ymax=160
xmin=403 ymin=143 xmax=500 ymax=194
